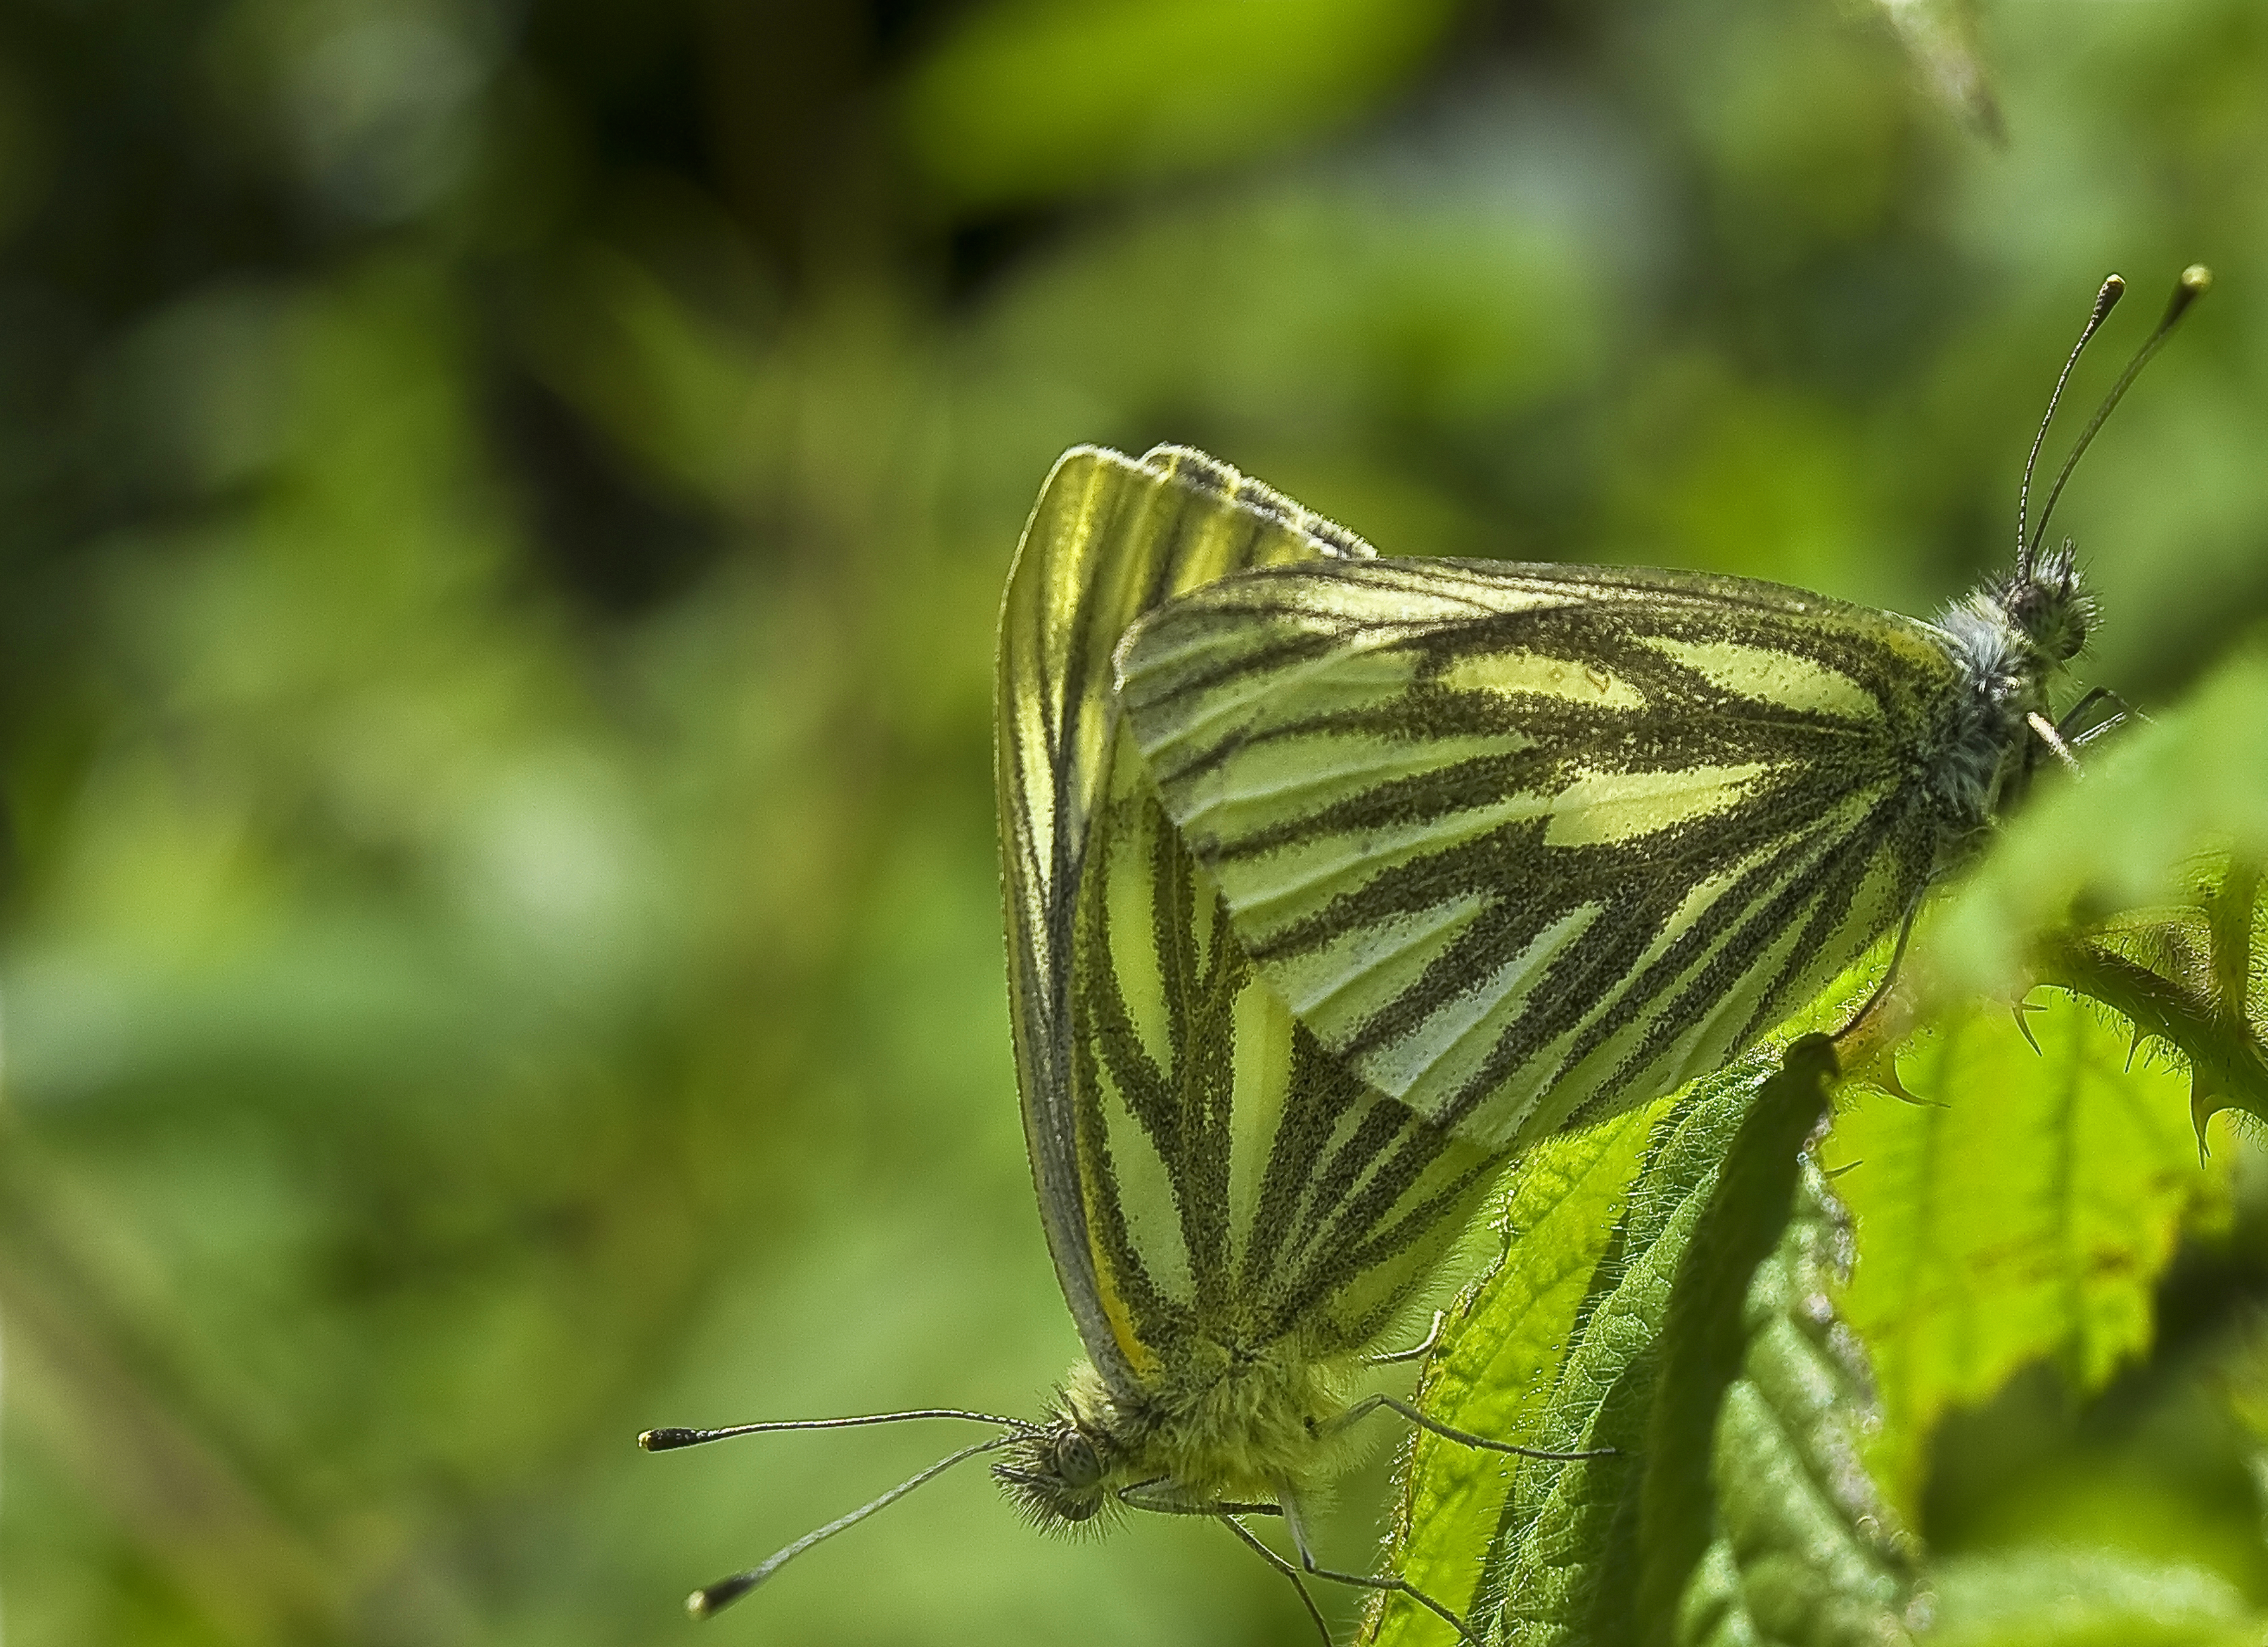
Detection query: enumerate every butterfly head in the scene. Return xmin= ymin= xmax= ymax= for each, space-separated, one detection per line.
xmin=992 ymin=1402 xmax=1116 ymax=1528
xmin=1995 ymin=540 xmax=2096 ymax=666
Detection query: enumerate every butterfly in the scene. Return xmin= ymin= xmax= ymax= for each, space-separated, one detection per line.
xmin=1107 ymin=268 xmax=2204 ymax=1158
xmin=638 ymin=267 xmax=2204 ymax=1641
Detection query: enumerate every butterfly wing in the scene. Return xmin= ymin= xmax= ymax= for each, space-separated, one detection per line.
xmin=1066 ymin=725 xmax=1501 ymax=1384
xmin=997 ymin=444 xmax=1379 ymax=1394
xmin=1114 ymin=556 xmax=1966 ymax=1152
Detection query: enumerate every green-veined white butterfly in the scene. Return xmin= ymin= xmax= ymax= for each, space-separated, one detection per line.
xmin=639 ymin=267 xmax=2204 ymax=1640
xmin=1110 ymin=269 xmax=2204 ymax=1156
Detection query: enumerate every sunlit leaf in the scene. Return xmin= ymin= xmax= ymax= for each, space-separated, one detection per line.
xmin=1823 ymin=993 xmax=2230 ymax=1515
xmin=2043 ymin=853 xmax=2268 ymax=1142
xmin=1634 ymin=1038 xmax=1915 ymax=1647
xmin=1368 ymin=1054 xmax=1755 ymax=1646
xmin=1375 ymin=1036 xmax=1912 ymax=1647
xmin=1369 ymin=1100 xmax=1671 ymax=1647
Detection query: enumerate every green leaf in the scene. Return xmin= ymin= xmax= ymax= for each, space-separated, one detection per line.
xmin=1636 ymin=1037 xmax=1915 ymax=1647
xmin=1367 ymin=1050 xmax=1761 ymax=1646
xmin=1475 ymin=1055 xmax=1765 ymax=1647
xmin=2039 ymin=852 xmax=2268 ymax=1142
xmin=1924 ymin=1548 xmax=2265 ymax=1647
xmin=1822 ymin=993 xmax=2230 ymax=1516
xmin=1368 ymin=1099 xmax=1673 ymax=1647
xmin=1374 ymin=1035 xmax=1915 ymax=1647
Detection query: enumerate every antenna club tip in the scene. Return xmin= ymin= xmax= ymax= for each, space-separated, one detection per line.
xmin=2163 ymin=264 xmax=2212 ymax=326
xmin=640 ymin=1427 xmax=700 ymax=1451
xmin=690 ymin=1575 xmax=759 ymax=1617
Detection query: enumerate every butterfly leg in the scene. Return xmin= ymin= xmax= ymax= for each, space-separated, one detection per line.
xmin=1832 ymin=899 xmax=1923 ymax=1051
xmin=1365 ymin=1310 xmax=1446 ymax=1367
xmin=1279 ymin=1490 xmax=1481 ymax=1646
xmin=2059 ymin=685 xmax=2145 ymax=749
xmin=1119 ymin=1479 xmax=1280 ymax=1517
xmin=1334 ymin=1392 xmax=1611 ymax=1461
xmin=1121 ymin=1489 xmax=1323 ymax=1642
xmin=1216 ymin=1513 xmax=1332 ymax=1645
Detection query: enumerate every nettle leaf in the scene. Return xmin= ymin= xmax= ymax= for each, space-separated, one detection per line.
xmin=2040 ymin=851 xmax=2268 ymax=1144
xmin=1820 ymin=990 xmax=2232 ymax=1519
xmin=1369 ymin=1099 xmax=1674 ymax=1647
xmin=1372 ymin=1038 xmax=1913 ymax=1647
xmin=1369 ymin=1051 xmax=1759 ymax=1647
xmin=1634 ymin=1038 xmax=1915 ymax=1647
xmin=1477 ymin=1056 xmax=1767 ymax=1647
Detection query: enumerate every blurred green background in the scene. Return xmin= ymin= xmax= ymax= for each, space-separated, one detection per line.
xmin=0 ymin=1 xmax=2263 ymax=1642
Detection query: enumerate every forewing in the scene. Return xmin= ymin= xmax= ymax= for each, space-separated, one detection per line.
xmin=1115 ymin=557 xmax=1964 ymax=1152
xmin=997 ymin=445 xmax=1371 ymax=1392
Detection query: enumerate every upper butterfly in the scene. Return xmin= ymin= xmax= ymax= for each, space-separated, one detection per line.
xmin=640 ymin=268 xmax=2204 ymax=1642
xmin=1111 ymin=268 xmax=2208 ymax=1161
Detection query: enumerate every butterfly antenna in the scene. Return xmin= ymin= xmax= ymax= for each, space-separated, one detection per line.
xmin=684 ymin=1434 xmax=1013 ymax=1617
xmin=2016 ymin=273 xmax=2124 ymax=578
xmin=2028 ymin=265 xmax=2212 ymax=563
xmin=639 ymin=1407 xmax=1031 ymax=1451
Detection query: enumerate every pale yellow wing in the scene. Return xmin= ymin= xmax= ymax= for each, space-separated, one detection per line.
xmin=997 ymin=444 xmax=1372 ymax=1394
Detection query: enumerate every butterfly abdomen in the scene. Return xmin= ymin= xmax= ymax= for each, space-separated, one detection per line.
xmin=1076 ymin=1347 xmax=1372 ymax=1508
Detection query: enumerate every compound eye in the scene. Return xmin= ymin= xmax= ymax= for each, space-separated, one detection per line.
xmin=1054 ymin=1432 xmax=1102 ymax=1488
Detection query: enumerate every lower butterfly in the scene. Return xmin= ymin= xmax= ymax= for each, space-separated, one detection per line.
xmin=639 ymin=267 xmax=2204 ymax=1642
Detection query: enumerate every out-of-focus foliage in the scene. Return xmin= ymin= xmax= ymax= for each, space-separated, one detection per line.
xmin=1926 ymin=1548 xmax=2264 ymax=1647
xmin=1 ymin=1 xmax=2265 ymax=1645
xmin=1863 ymin=0 xmax=2003 ymax=139
xmin=900 ymin=0 xmax=1467 ymax=207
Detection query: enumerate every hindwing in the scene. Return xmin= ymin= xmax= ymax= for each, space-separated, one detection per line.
xmin=1113 ymin=556 xmax=1966 ymax=1151
xmin=997 ymin=444 xmax=1377 ymax=1395
xmin=1068 ymin=729 xmax=1499 ymax=1386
